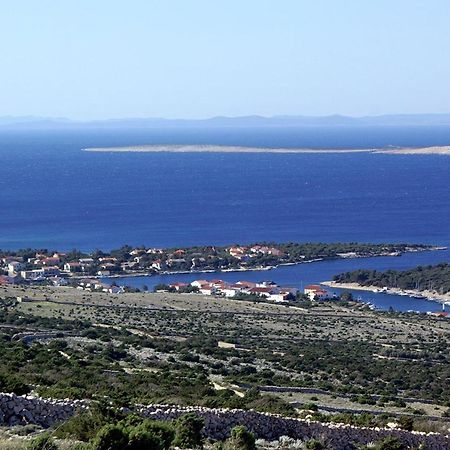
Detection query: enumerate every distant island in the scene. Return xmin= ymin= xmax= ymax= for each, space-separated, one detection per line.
xmin=84 ymin=144 xmax=450 ymax=155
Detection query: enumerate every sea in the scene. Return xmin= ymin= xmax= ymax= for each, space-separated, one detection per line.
xmin=1 ymin=125 xmax=449 ymax=312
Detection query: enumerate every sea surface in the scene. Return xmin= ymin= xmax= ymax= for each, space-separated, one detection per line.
xmin=1 ymin=126 xmax=449 ymax=311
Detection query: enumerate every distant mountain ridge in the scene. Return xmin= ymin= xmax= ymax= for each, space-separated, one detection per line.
xmin=1 ymin=113 xmax=450 ymax=130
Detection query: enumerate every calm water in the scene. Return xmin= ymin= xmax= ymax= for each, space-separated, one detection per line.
xmin=104 ymin=249 xmax=450 ymax=313
xmin=1 ymin=126 xmax=449 ymax=311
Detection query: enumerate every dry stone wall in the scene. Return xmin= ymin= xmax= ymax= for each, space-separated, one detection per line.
xmin=1 ymin=393 xmax=449 ymax=449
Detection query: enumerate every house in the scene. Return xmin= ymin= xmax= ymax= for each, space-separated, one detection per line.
xmin=151 ymin=260 xmax=162 ymax=271
xmin=49 ymin=277 xmax=68 ymax=287
xmin=79 ymin=258 xmax=95 ymax=266
xmin=79 ymin=279 xmax=104 ymax=290
xmin=199 ymin=284 xmax=216 ymax=296
xmin=191 ymin=280 xmax=209 ymax=288
xmin=228 ymin=247 xmax=248 ymax=259
xmin=64 ymin=261 xmax=82 ymax=273
xmin=248 ymin=287 xmax=274 ymax=298
xmin=20 ymin=269 xmax=45 ymax=280
xmin=130 ymin=248 xmax=145 ymax=256
xmin=169 ymin=282 xmax=189 ymax=291
xmin=304 ymin=284 xmax=328 ymax=300
xmin=41 ymin=266 xmax=60 ymax=277
xmin=221 ymin=286 xmax=241 ymax=297
xmin=2 ymin=256 xmax=24 ymax=265
xmin=146 ymin=248 xmax=163 ymax=254
xmin=97 ymin=270 xmax=111 ymax=276
xmin=209 ymin=279 xmax=226 ymax=288
xmin=103 ymin=285 xmax=124 ymax=294
xmin=166 ymin=258 xmax=186 ymax=266
xmin=98 ymin=257 xmax=118 ymax=264
xmin=235 ymin=280 xmax=256 ymax=290
xmin=8 ymin=261 xmax=26 ymax=276
xmin=40 ymin=257 xmax=60 ymax=266
xmin=256 ymin=280 xmax=278 ymax=288
xmin=121 ymin=261 xmax=138 ymax=271
xmin=269 ymin=289 xmax=295 ymax=303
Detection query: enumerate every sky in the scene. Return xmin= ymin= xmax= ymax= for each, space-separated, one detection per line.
xmin=1 ymin=0 xmax=450 ymax=120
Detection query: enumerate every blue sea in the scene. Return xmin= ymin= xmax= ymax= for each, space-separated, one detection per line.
xmin=1 ymin=126 xmax=449 ymax=312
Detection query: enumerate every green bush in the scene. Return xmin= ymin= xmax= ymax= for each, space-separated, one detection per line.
xmin=55 ymin=404 xmax=124 ymax=442
xmin=372 ymin=436 xmax=406 ymax=450
xmin=397 ymin=415 xmax=414 ymax=431
xmin=26 ymin=432 xmax=58 ymax=450
xmin=0 ymin=373 xmax=30 ymax=395
xmin=173 ymin=413 xmax=204 ymax=449
xmin=92 ymin=424 xmax=128 ymax=450
xmin=126 ymin=426 xmax=165 ymax=450
xmin=126 ymin=420 xmax=174 ymax=450
xmin=305 ymin=439 xmax=327 ymax=450
xmin=225 ymin=425 xmax=256 ymax=450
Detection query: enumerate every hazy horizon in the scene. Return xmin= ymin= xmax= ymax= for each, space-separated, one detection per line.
xmin=2 ymin=1 xmax=450 ymax=120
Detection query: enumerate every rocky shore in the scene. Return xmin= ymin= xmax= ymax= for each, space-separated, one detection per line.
xmin=84 ymin=144 xmax=450 ymax=155
xmin=322 ymin=281 xmax=450 ymax=305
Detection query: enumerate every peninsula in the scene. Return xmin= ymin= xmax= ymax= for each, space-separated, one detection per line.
xmin=0 ymin=242 xmax=435 ymax=282
xmin=324 ymin=263 xmax=450 ymax=304
xmin=83 ymin=144 xmax=450 ymax=155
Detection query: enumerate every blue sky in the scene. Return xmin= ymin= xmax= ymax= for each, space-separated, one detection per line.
xmin=1 ymin=0 xmax=450 ymax=119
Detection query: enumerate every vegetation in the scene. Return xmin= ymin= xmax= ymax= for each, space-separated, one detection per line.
xmin=333 ymin=263 xmax=450 ymax=293
xmin=0 ymin=242 xmax=431 ymax=278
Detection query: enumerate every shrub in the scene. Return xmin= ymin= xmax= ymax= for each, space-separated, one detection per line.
xmin=225 ymin=425 xmax=256 ymax=450
xmin=397 ymin=415 xmax=414 ymax=431
xmin=55 ymin=404 xmax=124 ymax=442
xmin=305 ymin=438 xmax=326 ymax=450
xmin=0 ymin=373 xmax=30 ymax=395
xmin=126 ymin=420 xmax=175 ymax=450
xmin=126 ymin=427 xmax=165 ymax=450
xmin=92 ymin=424 xmax=128 ymax=450
xmin=26 ymin=432 xmax=58 ymax=450
xmin=372 ymin=436 xmax=406 ymax=450
xmin=173 ymin=413 xmax=204 ymax=448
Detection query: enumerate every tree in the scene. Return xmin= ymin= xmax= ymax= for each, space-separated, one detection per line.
xmin=173 ymin=413 xmax=204 ymax=448
xmin=225 ymin=425 xmax=256 ymax=450
xmin=398 ymin=415 xmax=414 ymax=431
xmin=92 ymin=424 xmax=128 ymax=450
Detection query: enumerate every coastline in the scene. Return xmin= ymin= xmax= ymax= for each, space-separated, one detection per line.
xmin=322 ymin=281 xmax=450 ymax=305
xmin=83 ymin=247 xmax=443 ymax=281
xmin=83 ymin=144 xmax=450 ymax=155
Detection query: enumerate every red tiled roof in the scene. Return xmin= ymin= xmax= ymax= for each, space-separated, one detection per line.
xmin=305 ymin=284 xmax=323 ymax=290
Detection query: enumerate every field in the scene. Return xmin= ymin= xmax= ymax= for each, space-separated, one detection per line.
xmin=1 ymin=283 xmax=450 ymax=437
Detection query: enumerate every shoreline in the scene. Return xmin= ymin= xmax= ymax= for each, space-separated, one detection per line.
xmin=78 ymin=247 xmax=444 ymax=281
xmin=83 ymin=144 xmax=450 ymax=155
xmin=322 ymin=281 xmax=450 ymax=305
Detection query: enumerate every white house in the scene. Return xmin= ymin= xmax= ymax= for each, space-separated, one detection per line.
xmin=304 ymin=284 xmax=328 ymax=300
xmin=8 ymin=261 xmax=26 ymax=276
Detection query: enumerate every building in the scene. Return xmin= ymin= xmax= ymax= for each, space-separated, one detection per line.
xmin=169 ymin=282 xmax=189 ymax=291
xmin=64 ymin=262 xmax=82 ymax=273
xmin=304 ymin=284 xmax=328 ymax=300
xmin=8 ymin=261 xmax=26 ymax=276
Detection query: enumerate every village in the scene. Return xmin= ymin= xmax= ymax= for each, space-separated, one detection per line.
xmin=0 ymin=249 xmax=335 ymax=302
xmin=0 ymin=242 xmax=427 ymax=287
xmin=157 ymin=279 xmax=330 ymax=302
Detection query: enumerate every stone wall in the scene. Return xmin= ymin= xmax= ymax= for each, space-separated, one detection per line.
xmin=0 ymin=393 xmax=83 ymax=427
xmin=1 ymin=393 xmax=449 ymax=449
